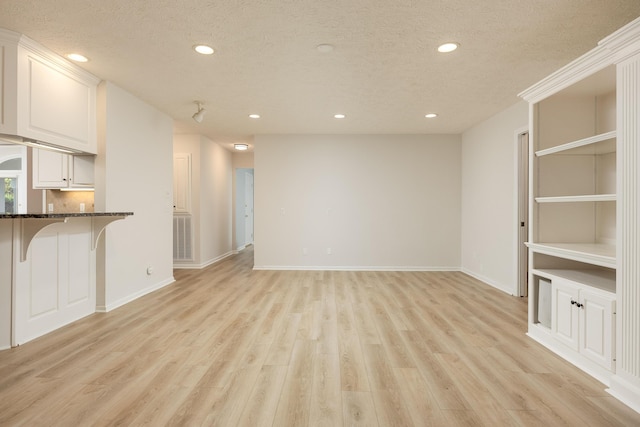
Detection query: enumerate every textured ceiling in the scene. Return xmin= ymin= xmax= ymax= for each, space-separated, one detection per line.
xmin=1 ymin=1 xmax=639 ymax=151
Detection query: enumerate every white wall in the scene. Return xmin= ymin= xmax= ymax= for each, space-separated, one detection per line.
xmin=461 ymin=100 xmax=528 ymax=294
xmin=254 ymin=134 xmax=461 ymax=269
xmin=173 ymin=135 xmax=234 ymax=268
xmin=199 ymin=139 xmax=233 ymax=265
xmin=95 ymin=81 xmax=174 ymax=311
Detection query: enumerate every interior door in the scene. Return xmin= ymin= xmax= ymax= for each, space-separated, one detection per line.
xmin=518 ymin=132 xmax=529 ymax=296
xmin=244 ymin=171 xmax=254 ymax=244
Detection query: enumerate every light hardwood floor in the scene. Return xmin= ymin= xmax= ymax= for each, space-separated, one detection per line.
xmin=1 ymin=246 xmax=639 ymax=426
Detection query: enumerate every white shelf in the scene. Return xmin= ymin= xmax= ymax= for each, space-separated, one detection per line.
xmin=532 ymin=268 xmax=616 ymax=294
xmin=526 ymin=242 xmax=616 ymax=269
xmin=536 ymin=131 xmax=616 ymax=157
xmin=535 ymin=194 xmax=616 ymax=203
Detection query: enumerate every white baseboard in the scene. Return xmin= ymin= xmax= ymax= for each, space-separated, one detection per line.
xmin=253 ymin=265 xmax=461 ymax=272
xmin=461 ymin=268 xmax=513 ymax=295
xmin=96 ymin=276 xmax=175 ymax=312
xmin=608 ymin=374 xmax=640 ymax=414
xmin=173 ymin=251 xmax=236 ymax=269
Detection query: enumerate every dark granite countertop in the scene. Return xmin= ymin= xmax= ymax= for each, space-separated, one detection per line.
xmin=0 ymin=212 xmax=133 ymax=219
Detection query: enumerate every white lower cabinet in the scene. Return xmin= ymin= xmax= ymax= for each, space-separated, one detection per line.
xmin=580 ymin=288 xmax=615 ymax=371
xmin=13 ymin=219 xmax=95 ymax=345
xmin=551 ymin=278 xmax=616 ymax=371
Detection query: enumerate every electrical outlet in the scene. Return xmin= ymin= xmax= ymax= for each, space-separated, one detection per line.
xmin=327 ymin=247 xmax=332 ymax=255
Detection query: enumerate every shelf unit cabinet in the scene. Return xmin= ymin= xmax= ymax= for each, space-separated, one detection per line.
xmin=549 ymin=273 xmax=616 ymax=371
xmin=521 ymin=18 xmax=640 ymax=411
xmin=530 ymin=268 xmax=616 ymax=383
xmin=530 ymin=65 xmax=617 ymax=268
xmin=524 ymin=64 xmax=619 ymax=383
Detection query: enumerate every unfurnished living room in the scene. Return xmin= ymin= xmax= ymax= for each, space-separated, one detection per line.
xmin=2 ymin=1 xmax=640 ymax=426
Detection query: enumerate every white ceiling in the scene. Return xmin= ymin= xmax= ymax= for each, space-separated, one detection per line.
xmin=1 ymin=1 xmax=639 ymax=152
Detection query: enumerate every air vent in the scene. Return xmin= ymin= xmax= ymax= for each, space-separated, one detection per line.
xmin=173 ymin=214 xmax=193 ymax=261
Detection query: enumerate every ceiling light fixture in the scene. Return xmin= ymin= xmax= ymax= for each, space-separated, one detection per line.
xmin=437 ymin=42 xmax=459 ymax=53
xmin=234 ymin=144 xmax=249 ymax=151
xmin=334 ymin=114 xmax=346 ymax=119
xmin=425 ymin=113 xmax=438 ymax=118
xmin=194 ymin=44 xmax=214 ymax=55
xmin=249 ymin=114 xmax=261 ymax=119
xmin=316 ymin=44 xmax=334 ymax=53
xmin=192 ymin=101 xmax=206 ymax=123
xmin=67 ymin=53 xmax=89 ymax=62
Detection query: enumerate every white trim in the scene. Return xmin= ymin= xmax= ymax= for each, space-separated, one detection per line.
xmin=173 ymin=250 xmax=236 ymax=270
xmin=608 ymin=375 xmax=640 ymax=414
xmin=461 ymin=267 xmax=514 ymax=295
xmin=96 ymin=276 xmax=175 ymax=312
xmin=236 ymin=243 xmax=250 ymax=252
xmin=0 ymin=28 xmax=101 ymax=85
xmin=527 ymin=325 xmax=613 ymax=386
xmin=518 ymin=46 xmax=613 ymax=103
xmin=253 ymin=265 xmax=461 ymax=272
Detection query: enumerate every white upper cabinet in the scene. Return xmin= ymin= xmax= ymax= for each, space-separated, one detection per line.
xmin=32 ymin=148 xmax=94 ymax=189
xmin=0 ymin=28 xmax=99 ymax=154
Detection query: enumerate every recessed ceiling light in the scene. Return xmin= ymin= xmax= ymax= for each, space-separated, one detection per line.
xmin=67 ymin=53 xmax=88 ymax=62
xmin=316 ymin=44 xmax=334 ymax=53
xmin=194 ymin=45 xmax=214 ymax=55
xmin=334 ymin=114 xmax=346 ymax=119
xmin=437 ymin=42 xmax=459 ymax=53
xmin=234 ymin=144 xmax=249 ymax=151
xmin=249 ymin=114 xmax=261 ymax=119
xmin=425 ymin=113 xmax=438 ymax=118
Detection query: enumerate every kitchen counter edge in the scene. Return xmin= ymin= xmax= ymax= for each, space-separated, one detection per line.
xmin=0 ymin=212 xmax=134 ymax=219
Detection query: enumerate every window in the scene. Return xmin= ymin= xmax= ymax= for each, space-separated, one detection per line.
xmin=2 ymin=177 xmax=17 ymax=213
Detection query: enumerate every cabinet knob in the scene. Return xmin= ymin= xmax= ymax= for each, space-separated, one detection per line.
xmin=571 ymin=300 xmax=576 ymax=305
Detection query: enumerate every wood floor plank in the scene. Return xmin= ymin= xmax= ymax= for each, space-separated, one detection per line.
xmin=342 ymin=391 xmax=379 ymax=426
xmin=236 ymin=365 xmax=288 ymax=427
xmin=339 ymin=332 xmax=371 ymax=392
xmin=309 ymin=352 xmax=343 ymax=426
xmin=0 ymin=246 xmax=638 ymax=426
xmin=394 ymin=367 xmax=448 ymax=426
xmin=272 ymin=339 xmax=316 ymax=426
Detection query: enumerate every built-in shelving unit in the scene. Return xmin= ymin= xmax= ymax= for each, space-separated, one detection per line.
xmin=522 ymin=54 xmax=619 ymax=386
xmin=521 ymin=16 xmax=640 ymax=413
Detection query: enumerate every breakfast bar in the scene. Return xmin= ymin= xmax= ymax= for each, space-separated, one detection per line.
xmin=0 ymin=212 xmax=132 ymax=349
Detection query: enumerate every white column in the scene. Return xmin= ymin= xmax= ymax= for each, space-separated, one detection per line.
xmin=610 ymin=50 xmax=640 ymax=413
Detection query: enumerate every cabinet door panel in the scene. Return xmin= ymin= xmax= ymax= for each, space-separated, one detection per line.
xmin=32 ymin=148 xmax=68 ymax=188
xmin=26 ymin=55 xmax=92 ymax=148
xmin=69 ymin=155 xmax=94 ymax=187
xmin=552 ymin=280 xmax=580 ymax=350
xmin=580 ymin=290 xmax=615 ymax=370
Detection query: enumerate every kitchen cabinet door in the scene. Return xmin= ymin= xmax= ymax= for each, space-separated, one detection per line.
xmin=32 ymin=148 xmax=68 ymax=188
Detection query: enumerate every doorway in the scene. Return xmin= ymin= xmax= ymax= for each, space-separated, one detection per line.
xmin=235 ymin=168 xmax=254 ymax=250
xmin=517 ymin=131 xmax=529 ymax=297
